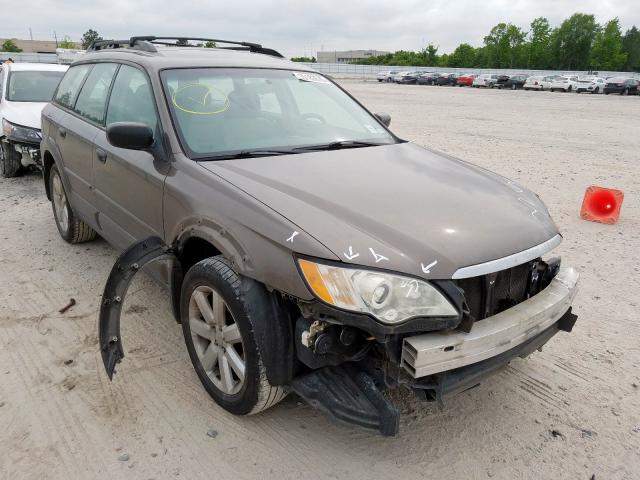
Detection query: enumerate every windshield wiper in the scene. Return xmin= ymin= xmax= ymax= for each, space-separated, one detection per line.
xmin=293 ymin=140 xmax=389 ymax=152
xmin=199 ymin=149 xmax=298 ymax=161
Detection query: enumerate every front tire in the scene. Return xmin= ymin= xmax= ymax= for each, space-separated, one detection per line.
xmin=181 ymin=257 xmax=287 ymax=415
xmin=49 ymin=164 xmax=96 ymax=243
xmin=0 ymin=141 xmax=22 ymax=178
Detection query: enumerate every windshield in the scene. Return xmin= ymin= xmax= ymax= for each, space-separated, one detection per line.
xmin=7 ymin=70 xmax=65 ymax=102
xmin=161 ymin=68 xmax=396 ymax=159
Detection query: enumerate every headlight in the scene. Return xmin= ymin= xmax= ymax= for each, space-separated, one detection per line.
xmin=298 ymin=259 xmax=457 ymax=324
xmin=2 ymin=119 xmax=41 ymax=143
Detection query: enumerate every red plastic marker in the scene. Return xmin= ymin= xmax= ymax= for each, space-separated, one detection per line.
xmin=580 ymin=186 xmax=624 ymax=224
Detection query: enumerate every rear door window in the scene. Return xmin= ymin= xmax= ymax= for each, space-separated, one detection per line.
xmin=73 ymin=63 xmax=118 ymax=125
xmin=106 ymin=65 xmax=157 ymax=131
xmin=54 ymin=64 xmax=92 ymax=109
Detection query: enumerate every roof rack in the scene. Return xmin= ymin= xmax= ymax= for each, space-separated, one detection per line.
xmin=88 ymin=36 xmax=283 ymax=58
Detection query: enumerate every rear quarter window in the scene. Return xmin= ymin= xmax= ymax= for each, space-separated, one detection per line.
xmin=54 ymin=64 xmax=92 ymax=109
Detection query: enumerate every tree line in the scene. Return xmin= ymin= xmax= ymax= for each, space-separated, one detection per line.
xmin=354 ymin=14 xmax=640 ymax=72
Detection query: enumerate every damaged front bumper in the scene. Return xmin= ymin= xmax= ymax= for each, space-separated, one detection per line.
xmin=2 ymin=138 xmax=41 ymax=167
xmin=401 ymin=267 xmax=579 ymax=378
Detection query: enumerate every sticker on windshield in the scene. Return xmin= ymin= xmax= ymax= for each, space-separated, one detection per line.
xmin=292 ymin=71 xmax=330 ymax=84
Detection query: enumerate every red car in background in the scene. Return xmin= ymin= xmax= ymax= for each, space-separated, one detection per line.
xmin=456 ymin=73 xmax=477 ymax=86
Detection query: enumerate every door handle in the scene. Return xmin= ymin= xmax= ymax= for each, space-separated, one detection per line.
xmin=96 ymin=148 xmax=107 ymax=163
xmin=59 ymin=127 xmax=67 ymax=138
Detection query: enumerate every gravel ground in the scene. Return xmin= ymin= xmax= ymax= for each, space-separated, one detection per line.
xmin=1 ymin=82 xmax=639 ymax=480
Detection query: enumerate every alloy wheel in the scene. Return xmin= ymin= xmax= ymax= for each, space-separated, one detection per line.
xmin=188 ymin=285 xmax=245 ymax=395
xmin=51 ymin=172 xmax=69 ymax=233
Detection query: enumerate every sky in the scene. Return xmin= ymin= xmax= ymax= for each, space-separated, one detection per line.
xmin=2 ymin=0 xmax=639 ymax=58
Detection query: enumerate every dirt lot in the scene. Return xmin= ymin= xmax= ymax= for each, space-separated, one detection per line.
xmin=1 ymin=83 xmax=639 ymax=480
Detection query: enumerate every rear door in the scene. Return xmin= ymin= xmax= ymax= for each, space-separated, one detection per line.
xmin=46 ymin=64 xmax=96 ymax=220
xmin=93 ymin=64 xmax=165 ymax=249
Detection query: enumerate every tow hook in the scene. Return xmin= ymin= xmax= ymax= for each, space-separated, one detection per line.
xmin=99 ymin=236 xmax=179 ymax=379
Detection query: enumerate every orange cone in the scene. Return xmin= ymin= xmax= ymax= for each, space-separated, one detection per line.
xmin=580 ymin=185 xmax=624 ymax=224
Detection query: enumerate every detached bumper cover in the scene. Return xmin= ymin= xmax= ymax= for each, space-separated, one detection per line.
xmin=401 ymin=267 xmax=579 ymax=378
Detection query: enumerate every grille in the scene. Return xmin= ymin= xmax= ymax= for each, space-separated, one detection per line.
xmin=455 ymin=261 xmax=537 ymax=324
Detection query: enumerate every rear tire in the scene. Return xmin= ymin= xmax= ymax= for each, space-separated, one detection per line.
xmin=181 ymin=256 xmax=287 ymax=415
xmin=49 ymin=164 xmax=97 ymax=244
xmin=0 ymin=141 xmax=22 ymax=178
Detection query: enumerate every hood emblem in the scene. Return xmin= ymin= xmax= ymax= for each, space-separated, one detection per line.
xmin=421 ymin=260 xmax=438 ymax=274
xmin=369 ymin=248 xmax=389 ymax=263
xmin=343 ymin=246 xmax=360 ymax=261
xmin=286 ymin=231 xmax=299 ymax=243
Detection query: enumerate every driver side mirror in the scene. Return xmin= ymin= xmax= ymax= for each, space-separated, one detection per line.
xmin=106 ymin=122 xmax=154 ymax=150
xmin=375 ymin=112 xmax=391 ymax=127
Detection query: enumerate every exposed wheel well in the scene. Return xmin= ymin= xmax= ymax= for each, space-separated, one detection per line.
xmin=42 ymin=151 xmax=54 ymax=200
xmin=178 ymin=236 xmax=223 ymax=272
xmin=170 ymin=235 xmax=222 ymax=323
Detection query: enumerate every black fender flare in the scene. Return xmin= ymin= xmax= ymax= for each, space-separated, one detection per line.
xmin=99 ymin=236 xmax=293 ymax=386
xmin=99 ymin=237 xmax=179 ymax=379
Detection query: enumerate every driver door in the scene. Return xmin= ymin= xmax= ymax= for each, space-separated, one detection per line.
xmin=92 ymin=64 xmax=165 ymax=249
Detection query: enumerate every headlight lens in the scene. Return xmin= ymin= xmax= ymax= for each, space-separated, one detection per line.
xmin=2 ymin=119 xmax=41 ymax=143
xmin=298 ymin=259 xmax=457 ymax=324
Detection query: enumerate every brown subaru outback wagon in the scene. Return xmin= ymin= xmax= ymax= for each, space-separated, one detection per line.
xmin=40 ymin=36 xmax=579 ymax=436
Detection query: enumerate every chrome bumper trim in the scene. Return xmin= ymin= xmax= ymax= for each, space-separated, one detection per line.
xmin=452 ymin=234 xmax=562 ymax=279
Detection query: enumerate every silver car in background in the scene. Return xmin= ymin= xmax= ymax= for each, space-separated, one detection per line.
xmin=376 ymin=70 xmax=399 ymax=82
xmin=523 ymin=75 xmax=544 ymax=90
xmin=472 ymin=74 xmax=498 ymax=88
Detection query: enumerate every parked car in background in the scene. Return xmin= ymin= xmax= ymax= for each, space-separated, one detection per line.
xmin=604 ymin=78 xmax=639 ymax=95
xmin=0 ymin=62 xmax=68 ymax=177
xmin=396 ymin=71 xmax=422 ymax=84
xmin=575 ymin=77 xmax=606 ymax=94
xmin=435 ymin=73 xmax=458 ymax=86
xmin=523 ymin=76 xmax=544 ymax=90
xmin=549 ymin=75 xmax=580 ymax=92
xmin=501 ymin=74 xmax=528 ymax=90
xmin=417 ymin=72 xmax=440 ymax=85
xmin=392 ymin=71 xmax=412 ymax=83
xmin=472 ymin=74 xmax=498 ymax=88
xmin=539 ymin=75 xmax=561 ymax=91
xmin=456 ymin=73 xmax=477 ymax=87
xmin=494 ymin=74 xmax=511 ymax=89
xmin=377 ymin=70 xmax=399 ymax=82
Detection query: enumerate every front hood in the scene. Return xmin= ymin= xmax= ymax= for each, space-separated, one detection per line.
xmin=1 ymin=101 xmax=47 ymax=130
xmin=201 ymin=143 xmax=559 ymax=279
